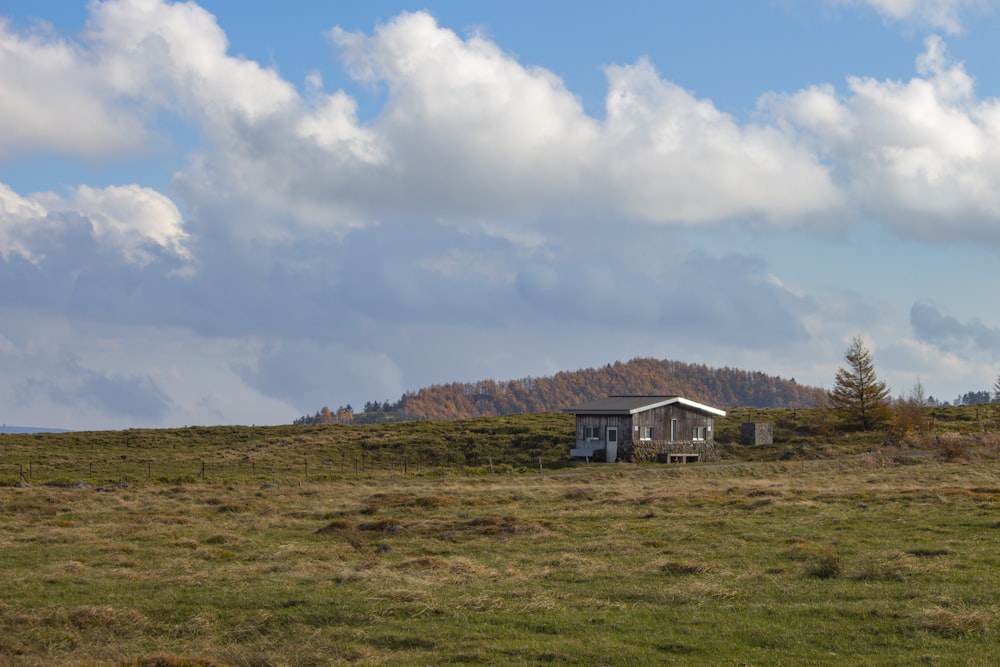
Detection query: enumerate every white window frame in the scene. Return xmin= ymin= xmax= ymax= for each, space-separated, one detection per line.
xmin=640 ymin=426 xmax=654 ymax=441
xmin=584 ymin=426 xmax=600 ymax=441
xmin=692 ymin=426 xmax=707 ymax=441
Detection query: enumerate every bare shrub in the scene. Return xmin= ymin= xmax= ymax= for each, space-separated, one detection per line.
xmin=935 ymin=434 xmax=972 ymax=462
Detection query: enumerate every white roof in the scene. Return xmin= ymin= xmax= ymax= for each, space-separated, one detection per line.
xmin=566 ymin=395 xmax=726 ymax=417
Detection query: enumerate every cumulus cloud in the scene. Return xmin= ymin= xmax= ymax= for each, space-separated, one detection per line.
xmin=207 ymin=11 xmax=837 ymax=231
xmin=0 ymin=182 xmax=188 ymax=265
xmin=0 ymin=17 xmax=147 ymax=160
xmin=85 ymin=0 xmax=297 ymax=126
xmin=766 ymin=35 xmax=1000 ymax=244
xmin=0 ymin=2 xmax=847 ymax=243
xmin=831 ymin=0 xmax=994 ymax=34
xmin=7 ymin=0 xmax=1000 ymax=427
xmin=601 ymin=58 xmax=841 ymax=224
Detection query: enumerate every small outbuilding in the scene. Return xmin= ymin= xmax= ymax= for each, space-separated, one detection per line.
xmin=741 ymin=422 xmax=774 ymax=446
xmin=565 ymin=395 xmax=726 ymax=463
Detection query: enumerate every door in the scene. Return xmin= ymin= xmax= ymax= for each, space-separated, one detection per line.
xmin=606 ymin=427 xmax=618 ymax=463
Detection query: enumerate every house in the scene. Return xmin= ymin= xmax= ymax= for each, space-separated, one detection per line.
xmin=565 ymin=395 xmax=726 ymax=463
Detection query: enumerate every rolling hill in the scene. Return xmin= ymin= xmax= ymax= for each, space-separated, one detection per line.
xmin=305 ymin=357 xmax=828 ymax=423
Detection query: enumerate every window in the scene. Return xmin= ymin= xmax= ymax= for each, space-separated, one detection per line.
xmin=641 ymin=426 xmax=654 ymax=441
xmin=670 ymin=419 xmax=677 ymax=441
xmin=584 ymin=426 xmax=600 ymax=440
xmin=607 ymin=427 xmax=618 ymax=443
xmin=692 ymin=426 xmax=707 ymax=441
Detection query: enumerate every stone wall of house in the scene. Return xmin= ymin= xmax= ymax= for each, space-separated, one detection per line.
xmin=621 ymin=439 xmax=720 ymax=463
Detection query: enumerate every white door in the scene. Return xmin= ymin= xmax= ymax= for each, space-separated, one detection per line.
xmin=606 ymin=427 xmax=618 ymax=463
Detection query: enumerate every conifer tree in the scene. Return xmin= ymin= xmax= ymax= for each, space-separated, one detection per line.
xmin=829 ymin=337 xmax=892 ymax=430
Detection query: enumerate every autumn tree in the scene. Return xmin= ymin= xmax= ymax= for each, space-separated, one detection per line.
xmin=829 ymin=337 xmax=892 ymax=431
xmin=894 ymin=378 xmax=930 ymax=439
xmin=994 ymin=373 xmax=1000 ymax=402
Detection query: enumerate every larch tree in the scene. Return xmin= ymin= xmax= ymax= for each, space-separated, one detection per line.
xmin=829 ymin=337 xmax=892 ymax=431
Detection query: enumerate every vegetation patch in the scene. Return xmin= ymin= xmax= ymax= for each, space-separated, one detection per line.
xmin=3 ymin=412 xmax=1000 ymax=665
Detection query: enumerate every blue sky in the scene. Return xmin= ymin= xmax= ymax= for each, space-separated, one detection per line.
xmin=3 ymin=0 xmax=1000 ymax=429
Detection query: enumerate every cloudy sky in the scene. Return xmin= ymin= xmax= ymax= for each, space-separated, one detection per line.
xmin=3 ymin=0 xmax=1000 ymax=429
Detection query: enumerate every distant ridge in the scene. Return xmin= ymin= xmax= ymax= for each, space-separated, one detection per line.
xmin=0 ymin=425 xmax=73 ymax=434
xmin=300 ymin=356 xmax=829 ymax=424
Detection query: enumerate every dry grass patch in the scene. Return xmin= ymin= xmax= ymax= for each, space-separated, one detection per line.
xmin=127 ymin=654 xmax=230 ymax=667
xmin=914 ymin=605 xmax=994 ymax=637
xmin=4 ymin=450 xmax=1000 ymax=665
xmin=655 ymin=560 xmax=716 ymax=576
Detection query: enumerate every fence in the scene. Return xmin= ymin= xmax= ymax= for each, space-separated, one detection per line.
xmin=0 ymin=452 xmax=531 ymax=486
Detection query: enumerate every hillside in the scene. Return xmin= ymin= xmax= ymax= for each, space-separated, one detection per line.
xmin=318 ymin=357 xmax=828 ymax=423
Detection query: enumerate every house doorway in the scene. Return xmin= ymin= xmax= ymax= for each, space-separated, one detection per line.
xmin=606 ymin=427 xmax=618 ymax=463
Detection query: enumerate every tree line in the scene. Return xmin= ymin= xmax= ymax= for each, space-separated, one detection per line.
xmin=294 ymin=357 xmax=828 ymax=424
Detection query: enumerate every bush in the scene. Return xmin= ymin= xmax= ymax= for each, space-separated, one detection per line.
xmin=935 ymin=435 xmax=972 ymax=461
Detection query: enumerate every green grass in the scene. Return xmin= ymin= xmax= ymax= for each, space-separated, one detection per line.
xmin=3 ymin=404 xmax=997 ymax=487
xmin=2 ymin=407 xmax=1000 ymax=664
xmin=0 ymin=413 xmax=575 ymax=486
xmin=2 ymin=450 xmax=1000 ymax=665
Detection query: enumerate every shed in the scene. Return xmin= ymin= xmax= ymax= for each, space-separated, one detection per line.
xmin=564 ymin=395 xmax=726 ymax=463
xmin=741 ymin=422 xmax=773 ymax=446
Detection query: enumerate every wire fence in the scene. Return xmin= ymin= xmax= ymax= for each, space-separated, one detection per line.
xmin=0 ymin=452 xmax=537 ymax=487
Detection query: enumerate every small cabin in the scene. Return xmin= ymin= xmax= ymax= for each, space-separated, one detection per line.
xmin=565 ymin=395 xmax=726 ymax=463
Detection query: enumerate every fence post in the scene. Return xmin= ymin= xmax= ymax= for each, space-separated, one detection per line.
xmin=200 ymin=461 xmax=205 ymax=478
xmin=538 ymin=456 xmax=543 ymax=474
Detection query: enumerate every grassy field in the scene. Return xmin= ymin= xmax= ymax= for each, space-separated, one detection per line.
xmin=3 ymin=404 xmax=998 ymax=487
xmin=2 ymin=408 xmax=1000 ymax=665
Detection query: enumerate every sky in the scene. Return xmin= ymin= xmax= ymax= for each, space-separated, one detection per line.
xmin=3 ymin=0 xmax=1000 ymax=430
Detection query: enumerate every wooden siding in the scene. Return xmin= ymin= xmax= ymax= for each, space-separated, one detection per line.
xmin=574 ymin=414 xmax=634 ymax=444
xmin=573 ymin=403 xmax=720 ymax=463
xmin=630 ymin=404 xmax=715 ymax=444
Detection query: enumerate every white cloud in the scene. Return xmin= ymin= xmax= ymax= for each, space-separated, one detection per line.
xmin=0 ymin=3 xmax=846 ymax=241
xmin=61 ymin=184 xmax=189 ymax=264
xmin=168 ymin=10 xmax=844 ymax=240
xmin=6 ymin=1 xmax=1000 ymax=427
xmin=832 ymin=0 xmax=995 ymax=34
xmin=601 ymin=58 xmax=842 ymax=224
xmin=330 ymin=12 xmax=600 ymax=216
xmin=85 ymin=0 xmax=297 ymax=126
xmin=0 ymin=181 xmax=188 ymax=266
xmin=0 ymin=17 xmax=146 ymax=160
xmin=766 ymin=36 xmax=1000 ymax=244
xmin=0 ymin=183 xmax=51 ymax=261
